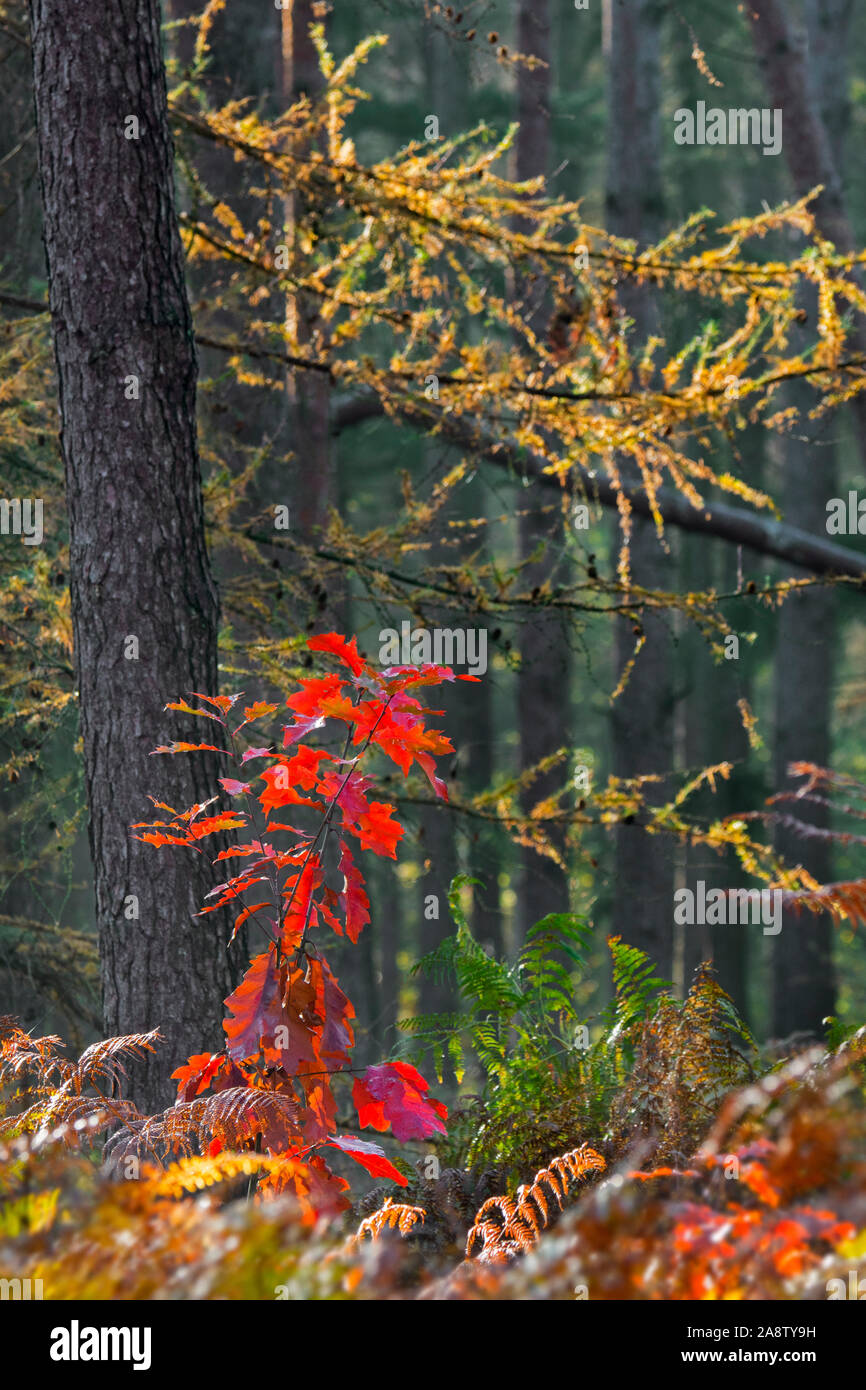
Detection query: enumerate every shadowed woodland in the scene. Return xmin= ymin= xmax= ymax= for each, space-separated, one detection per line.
xmin=1 ymin=0 xmax=866 ymax=1306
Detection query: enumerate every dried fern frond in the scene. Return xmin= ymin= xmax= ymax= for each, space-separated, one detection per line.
xmin=782 ymin=877 xmax=866 ymax=927
xmin=349 ymin=1196 xmax=427 ymax=1246
xmin=105 ymin=1086 xmax=301 ymax=1161
xmin=466 ymin=1143 xmax=606 ymax=1263
xmin=142 ymin=1151 xmax=289 ymax=1198
xmin=69 ymin=1031 xmax=161 ymax=1091
xmin=0 ymin=1018 xmax=71 ymax=1088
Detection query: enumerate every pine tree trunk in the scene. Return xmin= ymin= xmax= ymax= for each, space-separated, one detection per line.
xmin=604 ymin=0 xmax=674 ymax=978
xmin=749 ymin=0 xmax=853 ymax=1036
xmin=279 ymin=0 xmax=333 ymax=543
xmin=29 ymin=0 xmax=229 ymax=1111
xmin=513 ymin=0 xmax=571 ymax=938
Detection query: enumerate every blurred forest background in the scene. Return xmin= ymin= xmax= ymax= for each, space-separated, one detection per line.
xmin=2 ymin=0 xmax=866 ymax=1107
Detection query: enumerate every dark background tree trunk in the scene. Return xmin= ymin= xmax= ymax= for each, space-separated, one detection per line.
xmin=749 ymin=0 xmax=856 ymax=1036
xmin=29 ymin=0 xmax=230 ymax=1110
xmin=513 ymin=0 xmax=571 ymax=938
xmin=604 ymin=0 xmax=675 ymax=980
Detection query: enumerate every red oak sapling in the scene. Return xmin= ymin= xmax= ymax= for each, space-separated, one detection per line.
xmin=130 ymin=632 xmax=477 ymax=1219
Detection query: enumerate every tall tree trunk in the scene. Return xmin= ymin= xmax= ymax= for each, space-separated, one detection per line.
xmin=28 ymin=0 xmax=229 ymax=1111
xmin=279 ymin=0 xmax=333 ymax=544
xmin=748 ymin=0 xmax=854 ymax=1036
xmin=513 ymin=0 xmax=571 ymax=938
xmin=604 ymin=0 xmax=674 ymax=978
xmin=748 ymin=0 xmax=866 ymax=460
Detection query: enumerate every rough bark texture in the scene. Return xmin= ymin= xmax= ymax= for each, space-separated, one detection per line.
xmin=512 ymin=0 xmax=571 ymax=937
xmin=604 ymin=0 xmax=674 ymax=978
xmin=748 ymin=0 xmax=866 ymax=460
xmin=748 ymin=0 xmax=854 ymax=1036
xmin=28 ymin=0 xmax=230 ymax=1109
xmin=280 ymin=0 xmax=333 ymax=542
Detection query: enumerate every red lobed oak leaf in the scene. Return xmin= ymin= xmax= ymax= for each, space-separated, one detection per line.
xmin=307 ymin=631 xmax=365 ymax=676
xmin=308 ymin=955 xmax=355 ymax=1067
xmin=219 ymin=777 xmax=251 ymax=796
xmin=338 ymin=840 xmax=371 ymax=942
xmin=286 ymin=674 xmax=345 ymax=718
xmin=354 ymin=801 xmax=404 ymax=859
xmin=353 ymin=1061 xmax=448 ymax=1142
xmin=259 ymin=763 xmax=324 ymax=817
xmin=171 ymin=1051 xmax=248 ymax=1102
xmin=327 ymin=1134 xmax=408 ymax=1187
xmin=223 ymin=948 xmax=286 ymax=1063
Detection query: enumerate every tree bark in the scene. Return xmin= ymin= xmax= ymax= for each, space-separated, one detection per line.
xmin=512 ymin=0 xmax=571 ymax=938
xmin=28 ymin=0 xmax=230 ymax=1110
xmin=748 ymin=0 xmax=866 ymax=461
xmin=748 ymin=0 xmax=854 ymax=1037
xmin=279 ymin=0 xmax=333 ymax=543
xmin=604 ymin=0 xmax=674 ymax=978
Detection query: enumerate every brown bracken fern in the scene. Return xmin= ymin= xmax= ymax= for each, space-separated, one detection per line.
xmin=465 ymin=1144 xmax=606 ymax=1264
xmin=351 ymin=1197 xmax=428 ymax=1244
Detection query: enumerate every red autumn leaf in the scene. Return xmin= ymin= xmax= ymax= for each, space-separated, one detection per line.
xmin=307 ymin=631 xmax=365 ymax=676
xmin=283 ymin=713 xmax=327 ymax=746
xmin=230 ymin=900 xmax=272 ymax=944
xmin=316 ymin=768 xmax=374 ymax=828
xmin=416 ymin=751 xmax=448 ymax=802
xmin=240 ymin=746 xmax=274 ymax=764
xmin=318 ymin=884 xmax=343 ymax=934
xmin=283 ymin=744 xmax=334 ymax=789
xmin=219 ymin=777 xmax=251 ymax=796
xmin=353 ymin=1061 xmax=448 ymax=1142
xmin=223 ymin=948 xmax=286 ymax=1063
xmin=296 ymin=1061 xmax=338 ymax=1145
xmin=145 ymin=796 xmax=181 ymax=815
xmin=354 ymin=801 xmax=404 ymax=859
xmin=281 ymin=860 xmax=322 ymax=949
xmin=171 ymin=1051 xmax=226 ymax=1101
xmin=327 ymin=1134 xmax=409 ymax=1187
xmin=190 ymin=692 xmax=243 ymax=714
xmin=259 ymin=764 xmax=324 ymax=817
xmin=352 ymin=1080 xmax=386 ymax=1133
xmin=261 ymin=965 xmax=321 ymax=1072
xmin=315 ymin=689 xmax=359 ymax=724
xmin=188 ymin=812 xmax=247 ymax=840
xmin=338 ymin=840 xmax=370 ymax=942
xmin=256 ymin=1154 xmax=350 ymax=1223
xmin=151 ymin=741 xmax=228 ymax=755
xmin=213 ymin=842 xmax=269 ymax=861
xmin=372 ymin=706 xmax=453 ymax=778
xmin=204 ymin=869 xmax=269 ymax=902
xmin=241 ymin=701 xmax=278 ymax=723
xmin=133 ymin=830 xmax=192 ymax=849
xmin=286 ymin=673 xmax=345 ymax=718
xmin=308 ymin=956 xmax=355 ymax=1067
xmin=164 ymin=699 xmax=224 ymax=722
